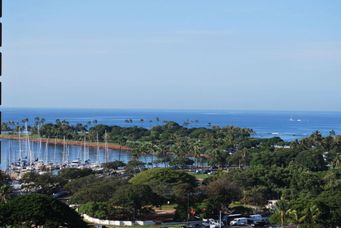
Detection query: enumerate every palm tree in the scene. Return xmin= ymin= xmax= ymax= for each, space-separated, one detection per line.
xmin=8 ymin=121 xmax=16 ymax=131
xmin=300 ymin=204 xmax=320 ymax=228
xmin=150 ymin=143 xmax=161 ymax=167
xmin=15 ymin=121 xmax=20 ymax=132
xmin=332 ymin=154 xmax=341 ymax=168
xmin=157 ymin=144 xmax=171 ymax=167
xmin=21 ymin=118 xmax=29 ymax=131
xmin=0 ymin=184 xmax=11 ymax=203
xmin=139 ymin=118 xmax=144 ymax=127
xmin=275 ymin=200 xmax=289 ymax=227
xmin=129 ymin=141 xmax=145 ymax=161
xmin=287 ymin=209 xmax=301 ymax=228
xmin=191 ymin=140 xmax=203 ymax=168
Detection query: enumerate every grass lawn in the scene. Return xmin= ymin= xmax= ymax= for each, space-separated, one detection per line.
xmin=158 ymin=204 xmax=177 ymax=210
xmin=187 ymin=172 xmax=210 ymax=181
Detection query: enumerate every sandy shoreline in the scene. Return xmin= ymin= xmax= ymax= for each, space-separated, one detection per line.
xmin=0 ymin=135 xmax=131 ymax=151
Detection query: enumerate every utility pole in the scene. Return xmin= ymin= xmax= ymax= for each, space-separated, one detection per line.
xmin=219 ymin=210 xmax=222 ymax=228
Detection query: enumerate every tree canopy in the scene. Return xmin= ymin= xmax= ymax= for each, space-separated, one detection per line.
xmin=130 ymin=168 xmax=197 ymax=202
xmin=0 ymin=194 xmax=87 ymax=227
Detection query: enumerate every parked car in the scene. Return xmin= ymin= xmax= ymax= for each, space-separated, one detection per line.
xmin=248 ymin=214 xmax=263 ymax=223
xmin=222 ymin=214 xmax=242 ymax=224
xmin=247 ymin=214 xmax=268 ymax=227
xmin=230 ymin=217 xmax=248 ymax=226
xmin=202 ymin=218 xmax=224 ymax=228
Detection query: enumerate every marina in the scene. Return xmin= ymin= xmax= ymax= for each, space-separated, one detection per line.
xmin=1 ymin=125 xmax=153 ymax=177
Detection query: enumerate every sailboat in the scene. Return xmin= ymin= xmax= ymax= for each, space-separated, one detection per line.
xmin=53 ymin=138 xmax=57 ymax=164
xmin=96 ymin=133 xmax=100 ymax=164
xmin=7 ymin=140 xmax=12 ymax=172
xmin=10 ymin=129 xmax=24 ymax=170
xmin=25 ymin=122 xmax=34 ymax=170
xmin=83 ymin=136 xmax=90 ymax=164
xmin=61 ymin=137 xmax=68 ymax=166
xmin=18 ymin=129 xmax=22 ymax=162
xmin=45 ymin=138 xmax=49 ymax=163
xmin=70 ymin=137 xmax=83 ymax=167
xmin=104 ymin=131 xmax=109 ymax=163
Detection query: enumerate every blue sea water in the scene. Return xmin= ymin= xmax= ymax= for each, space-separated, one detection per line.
xmin=2 ymin=107 xmax=341 ymax=141
xmin=1 ymin=108 xmax=341 ymax=170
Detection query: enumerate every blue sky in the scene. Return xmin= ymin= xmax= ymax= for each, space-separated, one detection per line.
xmin=3 ymin=0 xmax=341 ymax=111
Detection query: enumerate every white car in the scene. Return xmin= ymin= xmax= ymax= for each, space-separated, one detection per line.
xmin=202 ymin=219 xmax=224 ymax=228
xmin=230 ymin=217 xmax=248 ymax=226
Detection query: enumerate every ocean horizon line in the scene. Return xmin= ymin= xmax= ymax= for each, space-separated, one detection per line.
xmin=2 ymin=106 xmax=341 ymax=114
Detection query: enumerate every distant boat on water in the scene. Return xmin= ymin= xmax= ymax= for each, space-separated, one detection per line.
xmin=289 ymin=116 xmax=302 ymax=122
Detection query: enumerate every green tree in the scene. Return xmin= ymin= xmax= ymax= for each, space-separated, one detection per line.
xmin=0 ymin=194 xmax=86 ymax=227
xmin=169 ymin=157 xmax=194 ymax=168
xmin=60 ymin=168 xmax=93 ymax=180
xmin=111 ymin=184 xmax=160 ymax=220
xmin=300 ymin=204 xmax=320 ymax=228
xmin=208 ymin=148 xmax=229 ymax=167
xmin=102 ymin=160 xmax=126 ymax=170
xmin=287 ymin=209 xmax=302 ymax=228
xmin=200 ymin=176 xmax=241 ymax=217
xmin=70 ymin=177 xmax=125 ymax=204
xmin=79 ymin=201 xmax=109 ymax=219
xmin=130 ymin=168 xmax=197 ymax=203
xmin=22 ymin=172 xmax=66 ymax=195
xmin=295 ymin=150 xmax=327 ymax=171
xmin=273 ymin=200 xmax=290 ymax=227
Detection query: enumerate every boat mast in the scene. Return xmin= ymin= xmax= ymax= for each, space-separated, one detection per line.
xmin=28 ymin=134 xmax=32 ymax=165
xmin=6 ymin=142 xmax=11 ymax=171
xmin=62 ymin=136 xmax=66 ymax=164
xmin=54 ymin=138 xmax=57 ymax=164
xmin=8 ymin=140 xmax=12 ymax=168
xmin=66 ymin=145 xmax=70 ymax=163
xmin=24 ymin=122 xmax=28 ymax=160
xmin=83 ymin=136 xmax=86 ymax=163
xmin=18 ymin=128 xmax=22 ymax=161
xmin=96 ymin=133 xmax=100 ymax=164
xmin=39 ymin=134 xmax=42 ymax=161
xmin=104 ymin=131 xmax=109 ymax=163
xmin=24 ymin=122 xmax=33 ymax=165
xmin=45 ymin=138 xmax=49 ymax=163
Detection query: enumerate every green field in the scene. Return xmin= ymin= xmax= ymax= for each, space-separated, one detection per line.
xmin=187 ymin=172 xmax=210 ymax=180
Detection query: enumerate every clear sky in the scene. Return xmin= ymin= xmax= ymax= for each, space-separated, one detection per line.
xmin=3 ymin=0 xmax=341 ymax=111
